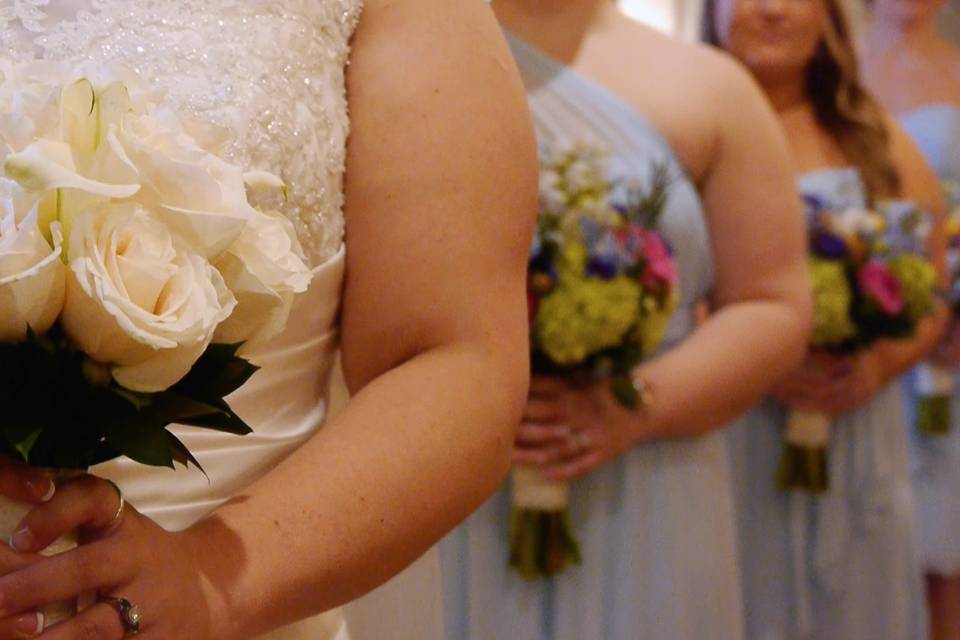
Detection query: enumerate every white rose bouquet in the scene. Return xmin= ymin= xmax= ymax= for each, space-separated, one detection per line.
xmin=0 ymin=62 xmax=313 ymax=622
xmin=0 ymin=60 xmax=313 ymax=463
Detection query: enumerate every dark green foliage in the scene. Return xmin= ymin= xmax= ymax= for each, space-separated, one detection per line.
xmin=0 ymin=327 xmax=256 ymax=470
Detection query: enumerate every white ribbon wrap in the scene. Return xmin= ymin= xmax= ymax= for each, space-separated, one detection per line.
xmin=785 ymin=410 xmax=831 ymax=449
xmin=511 ymin=467 xmax=570 ymax=512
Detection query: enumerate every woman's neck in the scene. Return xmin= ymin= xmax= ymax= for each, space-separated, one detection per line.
xmin=757 ymin=72 xmax=810 ymax=114
xmin=493 ymin=0 xmax=607 ymax=64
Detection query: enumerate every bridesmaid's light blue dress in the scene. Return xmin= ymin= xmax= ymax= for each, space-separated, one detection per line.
xmin=439 ymin=34 xmax=743 ymax=640
xmin=725 ymin=168 xmax=929 ymax=640
xmin=900 ymin=104 xmax=960 ymax=576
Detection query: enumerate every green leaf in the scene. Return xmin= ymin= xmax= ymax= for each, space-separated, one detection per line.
xmin=177 ymin=404 xmax=253 ymax=436
xmin=103 ymin=420 xmax=175 ymax=469
xmin=140 ymin=393 xmax=230 ymax=427
xmin=610 ymin=376 xmax=639 ymax=410
xmin=166 ymin=432 xmax=208 ymax=478
xmin=173 ymin=343 xmax=259 ymax=401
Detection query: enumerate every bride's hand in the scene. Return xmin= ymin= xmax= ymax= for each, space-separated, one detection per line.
xmin=513 ymin=377 xmax=641 ymax=482
xmin=0 ymin=474 xmax=215 ymax=639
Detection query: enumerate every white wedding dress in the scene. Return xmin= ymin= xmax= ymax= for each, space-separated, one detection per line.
xmin=2 ymin=2 xmax=443 ymax=638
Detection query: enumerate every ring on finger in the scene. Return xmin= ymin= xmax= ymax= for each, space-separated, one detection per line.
xmin=100 ymin=596 xmax=141 ymax=636
xmin=571 ymin=431 xmax=592 ymax=451
xmin=104 ymin=479 xmax=126 ymax=530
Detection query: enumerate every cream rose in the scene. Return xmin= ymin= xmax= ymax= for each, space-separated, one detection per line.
xmin=0 ymin=180 xmax=65 ymax=342
xmin=61 ymin=203 xmax=236 ymax=392
xmin=214 ymin=210 xmax=314 ymax=351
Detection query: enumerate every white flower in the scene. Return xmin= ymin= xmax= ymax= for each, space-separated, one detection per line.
xmin=539 ymin=169 xmax=566 ymax=214
xmin=0 ymin=179 xmax=65 ymax=341
xmin=117 ymin=109 xmax=252 ymax=259
xmin=828 ymin=208 xmax=884 ymax=238
xmin=0 ymin=60 xmax=67 ymax=160
xmin=214 ymin=211 xmax=313 ymax=351
xmin=60 ymin=203 xmax=236 ymax=392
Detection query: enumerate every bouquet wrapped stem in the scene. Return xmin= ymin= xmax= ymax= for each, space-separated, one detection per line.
xmin=508 ymin=468 xmax=581 ymax=580
xmin=915 ymin=362 xmax=953 ymax=436
xmin=776 ymin=410 xmax=831 ymax=494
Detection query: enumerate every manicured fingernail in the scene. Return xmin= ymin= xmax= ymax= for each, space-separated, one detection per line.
xmin=10 ymin=526 xmax=34 ymax=552
xmin=14 ymin=612 xmax=42 ymax=637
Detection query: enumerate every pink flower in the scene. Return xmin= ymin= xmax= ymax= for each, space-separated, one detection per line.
xmin=642 ymin=231 xmax=677 ymax=289
xmin=858 ymin=260 xmax=904 ymax=315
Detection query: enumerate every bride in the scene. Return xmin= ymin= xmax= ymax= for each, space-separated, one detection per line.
xmin=0 ymin=0 xmax=537 ymax=638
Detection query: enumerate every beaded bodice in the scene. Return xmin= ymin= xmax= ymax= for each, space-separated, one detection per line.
xmin=1 ymin=0 xmax=363 ymax=264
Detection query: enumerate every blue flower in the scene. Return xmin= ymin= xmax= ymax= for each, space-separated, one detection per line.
xmin=811 ymin=232 xmax=848 ymax=259
xmin=586 ymin=255 xmax=620 ymax=280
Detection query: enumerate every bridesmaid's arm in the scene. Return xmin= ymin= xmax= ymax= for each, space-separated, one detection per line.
xmin=624 ymin=53 xmax=811 ymax=441
xmin=0 ymin=1 xmax=537 ymax=639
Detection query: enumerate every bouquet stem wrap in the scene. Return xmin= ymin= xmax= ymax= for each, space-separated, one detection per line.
xmin=915 ymin=362 xmax=953 ymax=436
xmin=508 ymin=467 xmax=581 ymax=580
xmin=776 ymin=410 xmax=831 ymax=493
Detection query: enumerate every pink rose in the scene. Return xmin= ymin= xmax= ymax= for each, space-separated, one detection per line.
xmin=858 ymin=260 xmax=904 ymax=315
xmin=642 ymin=231 xmax=677 ymax=289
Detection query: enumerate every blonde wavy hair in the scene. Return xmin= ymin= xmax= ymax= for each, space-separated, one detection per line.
xmin=701 ymin=0 xmax=901 ymax=202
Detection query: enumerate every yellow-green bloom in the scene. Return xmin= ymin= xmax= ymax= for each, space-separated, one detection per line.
xmin=889 ymin=254 xmax=937 ymax=322
xmin=535 ymin=276 xmax=640 ymax=365
xmin=809 ymin=259 xmax=857 ymax=347
xmin=556 ymin=242 xmax=588 ymax=283
xmin=634 ymin=288 xmax=678 ymax=355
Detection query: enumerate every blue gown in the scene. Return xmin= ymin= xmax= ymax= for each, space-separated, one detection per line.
xmin=439 ymin=34 xmax=743 ymax=640
xmin=900 ymin=104 xmax=960 ymax=576
xmin=725 ymin=168 xmax=929 ymax=640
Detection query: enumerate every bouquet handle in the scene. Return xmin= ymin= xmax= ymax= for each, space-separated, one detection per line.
xmin=508 ymin=467 xmax=580 ymax=579
xmin=776 ymin=410 xmax=831 ymax=493
xmin=915 ymin=362 xmax=953 ymax=436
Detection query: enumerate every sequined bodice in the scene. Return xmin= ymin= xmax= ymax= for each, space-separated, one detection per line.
xmin=1 ymin=0 xmax=363 ymax=264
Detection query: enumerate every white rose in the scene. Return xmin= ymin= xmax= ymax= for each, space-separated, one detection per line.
xmin=0 ymin=60 xmax=68 ymax=159
xmin=61 ymin=203 xmax=236 ymax=392
xmin=116 ymin=110 xmax=253 ymax=259
xmin=214 ymin=211 xmax=313 ymax=351
xmin=3 ymin=73 xmax=250 ymax=261
xmin=0 ymin=179 xmax=66 ymax=341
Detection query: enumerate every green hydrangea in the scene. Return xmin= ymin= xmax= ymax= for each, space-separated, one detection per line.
xmin=634 ymin=289 xmax=679 ymax=355
xmin=556 ymin=242 xmax=588 ymax=283
xmin=889 ymin=254 xmax=937 ymax=322
xmin=535 ymin=276 xmax=641 ymax=365
xmin=809 ymin=259 xmax=857 ymax=347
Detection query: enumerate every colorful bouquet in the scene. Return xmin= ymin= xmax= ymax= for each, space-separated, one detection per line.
xmin=0 ymin=62 xmax=312 ymax=623
xmin=777 ymin=195 xmax=938 ymax=492
xmin=912 ymin=180 xmax=960 ymax=436
xmin=509 ymin=144 xmax=678 ymax=579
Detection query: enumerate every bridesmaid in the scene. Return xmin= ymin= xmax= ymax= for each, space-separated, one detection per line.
xmin=704 ymin=0 xmax=948 ymax=636
xmin=439 ymin=1 xmax=812 ymax=638
xmin=863 ymin=2 xmax=960 ymax=637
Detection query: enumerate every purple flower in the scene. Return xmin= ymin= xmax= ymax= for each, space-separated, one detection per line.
xmin=587 ymin=255 xmax=620 ymax=280
xmin=811 ymin=232 xmax=848 ymax=259
xmin=858 ymin=260 xmax=905 ymax=316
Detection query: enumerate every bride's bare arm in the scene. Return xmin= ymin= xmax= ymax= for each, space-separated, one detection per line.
xmin=188 ymin=0 xmax=537 ymax=634
xmin=0 ymin=1 xmax=536 ymax=638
